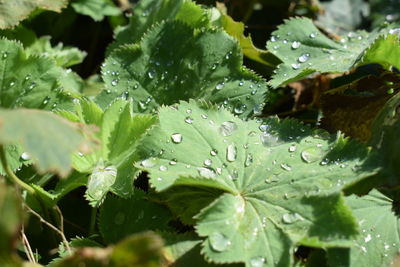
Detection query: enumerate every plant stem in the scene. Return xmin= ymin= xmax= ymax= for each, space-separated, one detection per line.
xmin=89 ymin=207 xmax=97 ymax=235
xmin=0 ymin=145 xmax=35 ymax=194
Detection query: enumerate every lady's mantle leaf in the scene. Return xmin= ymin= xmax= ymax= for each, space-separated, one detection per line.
xmin=328 ymin=190 xmax=400 ymax=267
xmin=71 ymin=0 xmax=121 ymax=22
xmin=0 ymin=0 xmax=68 ymax=29
xmin=0 ymin=38 xmax=73 ymax=109
xmin=0 ymin=109 xmax=85 ymax=177
xmin=99 ymin=21 xmax=268 ymax=119
xmin=137 ymin=100 xmax=378 ymax=266
xmin=266 ymin=17 xmax=400 ymax=88
xmin=63 ymin=99 xmax=156 ymax=198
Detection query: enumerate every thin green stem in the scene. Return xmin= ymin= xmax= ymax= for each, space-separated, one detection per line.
xmin=89 ymin=207 xmax=98 ymax=235
xmin=0 ymin=145 xmax=35 ymax=194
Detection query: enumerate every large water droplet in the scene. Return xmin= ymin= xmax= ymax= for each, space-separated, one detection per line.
xmin=301 ymin=147 xmax=324 ymax=163
xmin=209 ymin=232 xmax=231 ymax=252
xmin=226 ymin=144 xmax=237 ymax=162
xmin=291 ymin=41 xmax=301 ymax=49
xmin=171 ymin=133 xmax=183 ymax=144
xmin=219 ymin=121 xmax=238 ymax=137
xmin=234 ymin=104 xmax=247 ymax=114
xmin=298 ymin=53 xmax=310 ymax=63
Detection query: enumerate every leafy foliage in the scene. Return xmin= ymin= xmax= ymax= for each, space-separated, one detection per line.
xmin=1 ymin=0 xmax=400 ymax=266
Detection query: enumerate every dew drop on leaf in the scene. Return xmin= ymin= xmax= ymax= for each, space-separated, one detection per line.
xmin=210 ymin=149 xmax=218 ymax=156
xmin=301 ymin=147 xmax=324 ymax=163
xmin=169 ymin=159 xmax=177 ymax=165
xmin=280 ymin=163 xmax=292 ymax=171
xmin=171 ymin=133 xmax=183 ymax=143
xmin=234 ymin=104 xmax=247 ymax=114
xmin=226 ymin=144 xmax=237 ymax=162
xmin=298 ymin=53 xmax=310 ymax=63
xmin=198 ymin=167 xmax=216 ymax=178
xmin=184 ymin=117 xmax=193 ymax=124
xmin=159 ymin=165 xmax=167 ymax=171
xmin=291 ymin=41 xmax=301 ymax=49
xmin=282 ymin=213 xmax=304 ymax=224
xmin=141 ymin=158 xmax=156 ymax=168
xmin=215 ymin=83 xmax=225 ymax=90
xmin=291 ymin=63 xmax=301 ymax=70
xmin=20 ymin=152 xmax=31 ymax=161
xmin=209 ymin=232 xmax=231 ymax=252
xmin=204 ymin=159 xmax=212 ymax=167
xmin=219 ymin=121 xmax=238 ymax=137
xmin=288 ymin=145 xmax=297 ymax=152
xmin=245 ymin=153 xmax=253 ymax=167
xmin=249 ymin=256 xmax=266 ymax=267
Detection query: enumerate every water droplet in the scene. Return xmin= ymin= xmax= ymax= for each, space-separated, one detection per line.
xmin=204 ymin=159 xmax=212 ymax=166
xmin=282 ymin=213 xmax=304 ymax=224
xmin=148 ymin=70 xmax=155 ymax=79
xmin=301 ymin=147 xmax=324 ymax=163
xmin=280 ymin=163 xmax=292 ymax=171
xmin=201 ymin=114 xmax=208 ymax=119
xmin=245 ymin=153 xmax=253 ymax=167
xmin=111 ymin=79 xmax=118 ymax=86
xmin=198 ymin=167 xmax=216 ymax=178
xmin=184 ymin=117 xmax=193 ymax=124
xmin=270 ymin=35 xmax=277 ymax=42
xmin=42 ymin=96 xmax=50 ymax=105
xmin=261 ymin=133 xmax=280 ymax=146
xmin=288 ymin=145 xmax=297 ymax=152
xmin=159 ymin=165 xmax=167 ymax=171
xmin=219 ymin=121 xmax=238 ymax=137
xmin=226 ymin=144 xmax=237 ymax=162
xmin=2 ymin=52 xmax=8 ymax=59
xmin=141 ymin=158 xmax=156 ymax=168
xmin=250 ymin=256 xmax=266 ymax=267
xmin=291 ymin=63 xmax=301 ymax=70
xmin=228 ymin=169 xmax=239 ymax=180
xmin=364 ymin=234 xmax=372 ymax=243
xmin=234 ymin=104 xmax=247 ymax=114
xmin=309 ymin=33 xmax=317 ymax=38
xmin=171 ymin=133 xmax=182 ymax=144
xmin=216 ymin=83 xmax=224 ymax=90
xmin=298 ymin=53 xmax=310 ymax=63
xmin=169 ymin=159 xmax=177 ymax=165
xmin=209 ymin=232 xmax=231 ymax=252
xmin=291 ymin=41 xmax=301 ymax=49
xmin=210 ymin=149 xmax=218 ymax=156
xmin=20 ymin=152 xmax=31 ymax=161
xmin=239 ymin=81 xmax=244 ymax=86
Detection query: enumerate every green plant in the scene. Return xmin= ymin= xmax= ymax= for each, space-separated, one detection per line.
xmin=0 ymin=0 xmax=400 ymax=266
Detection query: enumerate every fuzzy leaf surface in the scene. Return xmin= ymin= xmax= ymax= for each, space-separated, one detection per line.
xmin=266 ymin=18 xmax=398 ymax=87
xmin=138 ymin=100 xmax=378 ymax=266
xmin=0 ymin=109 xmax=85 ymax=177
xmin=0 ymin=38 xmax=74 ymax=109
xmin=108 ymin=0 xmax=209 ymax=53
xmin=328 ymin=190 xmax=400 ymax=267
xmin=99 ymin=21 xmax=268 ymax=118
xmin=0 ymin=0 xmax=68 ymax=29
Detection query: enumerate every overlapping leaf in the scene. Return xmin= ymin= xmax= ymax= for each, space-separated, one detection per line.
xmin=137 ymin=100 xmax=378 ymax=266
xmin=0 ymin=0 xmax=68 ymax=29
xmin=108 ymin=0 xmax=209 ymax=53
xmin=59 ymin=99 xmax=156 ymax=200
xmin=0 ymin=109 xmax=86 ymax=177
xmin=0 ymin=38 xmax=75 ymax=109
xmin=266 ymin=17 xmax=400 ymax=87
xmin=99 ymin=21 xmax=268 ymax=118
xmin=328 ymin=190 xmax=400 ymax=267
xmin=71 ymin=0 xmax=121 ymax=22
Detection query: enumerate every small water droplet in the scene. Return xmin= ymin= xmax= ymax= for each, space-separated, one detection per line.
xmin=298 ymin=53 xmax=310 ymax=63
xmin=309 ymin=33 xmax=317 ymax=38
xmin=239 ymin=81 xmax=244 ymax=86
xmin=291 ymin=41 xmax=301 ymax=49
xmin=169 ymin=159 xmax=177 ymax=165
xmin=198 ymin=167 xmax=216 ymax=178
xmin=148 ymin=70 xmax=155 ymax=79
xmin=2 ymin=52 xmax=8 ymax=59
xmin=159 ymin=165 xmax=167 ymax=171
xmin=219 ymin=121 xmax=238 ymax=137
xmin=282 ymin=213 xmax=304 ymax=224
xmin=291 ymin=63 xmax=301 ymax=70
xmin=111 ymin=79 xmax=118 ymax=86
xmin=201 ymin=114 xmax=208 ymax=119
xmin=141 ymin=158 xmax=156 ymax=168
xmin=204 ymin=159 xmax=212 ymax=166
xmin=226 ymin=144 xmax=237 ymax=162
xmin=280 ymin=163 xmax=292 ymax=171
xmin=288 ymin=145 xmax=296 ymax=152
xmin=20 ymin=152 xmax=31 ymax=161
xmin=364 ymin=234 xmax=372 ymax=243
xmin=185 ymin=117 xmax=193 ymax=124
xmin=234 ymin=104 xmax=247 ymax=114
xmin=210 ymin=149 xmax=218 ymax=156
xmin=216 ymin=83 xmax=224 ymax=90
xmin=245 ymin=153 xmax=253 ymax=167
xmin=301 ymin=147 xmax=324 ymax=163
xmin=171 ymin=133 xmax=183 ymax=144
xmin=209 ymin=232 xmax=231 ymax=252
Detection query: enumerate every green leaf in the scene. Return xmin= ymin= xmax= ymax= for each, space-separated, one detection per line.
xmin=328 ymin=190 xmax=400 ymax=267
xmin=99 ymin=21 xmax=268 ymax=119
xmin=0 ymin=109 xmax=86 ymax=177
xmin=62 ymin=99 xmax=156 ymax=198
xmin=71 ymin=0 xmax=121 ymax=22
xmin=26 ymin=36 xmax=87 ymax=67
xmin=266 ymin=17 xmax=398 ymax=88
xmin=54 ymin=232 xmax=164 ymax=267
xmin=0 ymin=182 xmax=24 ymax=266
xmin=137 ymin=100 xmax=378 ymax=266
xmin=0 ymin=38 xmax=75 ymax=109
xmin=361 ymin=34 xmax=400 ymax=70
xmin=108 ymin=0 xmax=209 ymax=53
xmin=219 ymin=12 xmax=280 ymax=67
xmin=99 ymin=190 xmax=172 ymax=243
xmin=0 ymin=0 xmax=68 ymax=29
xmin=369 ymin=91 xmax=400 ymax=185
